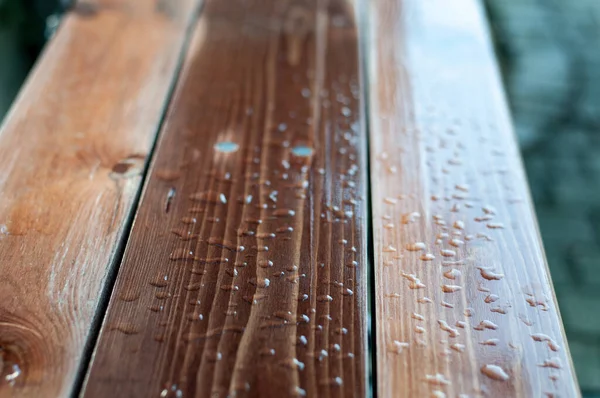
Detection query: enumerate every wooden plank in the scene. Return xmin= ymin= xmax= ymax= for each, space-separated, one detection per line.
xmin=368 ymin=0 xmax=580 ymax=397
xmin=83 ymin=0 xmax=367 ymax=396
xmin=0 ymin=1 xmax=200 ymax=396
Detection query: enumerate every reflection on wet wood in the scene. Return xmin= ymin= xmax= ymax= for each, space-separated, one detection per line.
xmin=368 ymin=0 xmax=580 ymax=397
xmin=83 ymin=0 xmax=367 ymax=396
xmin=0 ymin=1 xmax=200 ymax=396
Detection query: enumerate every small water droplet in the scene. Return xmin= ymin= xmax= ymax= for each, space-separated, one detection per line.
xmin=478 ymin=267 xmax=504 ymax=281
xmin=474 ymin=320 xmax=498 ymax=331
xmin=406 ymin=242 xmax=426 ymax=251
xmin=441 ymin=284 xmax=462 ymax=293
xmin=170 ymin=248 xmax=194 ymax=260
xmin=487 ymin=222 xmax=504 ymax=229
xmin=249 ymin=277 xmax=270 ymax=288
xmin=443 ymin=269 xmax=461 ymax=280
xmin=450 ymin=343 xmax=465 ymax=352
xmin=388 ymin=340 xmax=409 ymax=354
xmin=420 ymin=253 xmax=435 ymax=261
xmin=531 ymin=334 xmax=560 ymax=351
xmin=484 ymin=294 xmax=500 ymax=303
xmin=538 ymin=358 xmax=562 ymax=369
xmin=453 ymin=220 xmax=465 ymax=230
xmin=110 ymin=323 xmax=139 ymax=335
xmin=438 ymin=320 xmax=460 ymax=337
xmin=412 ymin=313 xmax=425 ymax=321
xmin=425 ymin=373 xmax=451 ymax=386
xmin=480 ymin=338 xmax=499 ymax=346
xmin=440 ymin=249 xmax=456 ymax=257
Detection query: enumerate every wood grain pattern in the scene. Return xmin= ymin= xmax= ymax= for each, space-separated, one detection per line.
xmin=83 ymin=0 xmax=367 ymax=396
xmin=0 ymin=1 xmax=200 ymax=396
xmin=368 ymin=0 xmax=580 ymax=397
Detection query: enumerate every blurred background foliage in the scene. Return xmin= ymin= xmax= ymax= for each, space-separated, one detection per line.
xmin=0 ymin=0 xmax=599 ymax=395
xmin=0 ymin=0 xmax=63 ymax=117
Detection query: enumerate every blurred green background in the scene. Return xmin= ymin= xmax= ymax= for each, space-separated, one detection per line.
xmin=1 ymin=0 xmax=599 ymax=395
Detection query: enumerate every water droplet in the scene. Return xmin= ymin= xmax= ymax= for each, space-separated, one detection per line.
xmin=412 ymin=313 xmax=425 ymax=321
xmin=317 ymin=294 xmax=333 ymax=302
xmin=110 ymin=323 xmax=139 ymax=335
xmin=291 ymin=145 xmax=313 ymax=157
xmin=451 ymin=343 xmax=465 ymax=352
xmin=274 ymin=209 xmax=296 ymax=217
xmin=383 ymin=245 xmax=397 ymax=253
xmin=481 ymin=364 xmax=509 ymax=381
xmin=170 ymin=248 xmax=194 ymax=260
xmin=293 ymin=386 xmax=307 ymax=396
xmin=402 ymin=212 xmax=421 ymax=224
xmin=190 ymin=191 xmax=227 ymax=204
xmin=220 ymin=284 xmax=239 ymax=292
xmin=214 ymin=141 xmax=239 ymax=153
xmin=406 ymin=242 xmax=426 ymax=251
xmin=438 ymin=320 xmax=460 ymax=337
xmin=149 ymin=278 xmax=168 ymax=288
xmin=478 ymin=267 xmax=504 ymax=281
xmin=484 ymin=294 xmax=499 ymax=303
xmin=443 ymin=269 xmax=461 ymax=280
xmin=538 ymin=358 xmax=561 ymax=369
xmin=531 ymin=334 xmax=560 ymax=351
xmin=249 ymin=277 xmax=270 ymax=288
xmin=420 ymin=253 xmax=435 ymax=261
xmin=260 ymin=348 xmax=276 ymax=356
xmin=120 ymin=292 xmax=140 ymax=302
xmin=482 ymin=205 xmax=496 ymax=215
xmin=4 ymin=364 xmax=21 ymax=385
xmin=453 ymin=220 xmax=465 ymax=230
xmin=449 ymin=238 xmax=464 ymax=247
xmin=440 ymin=249 xmax=456 ymax=257
xmin=474 ymin=320 xmax=498 ymax=331
xmin=441 ymin=284 xmax=462 ymax=293
xmin=155 ymin=291 xmax=171 ymax=299
xmin=487 ymin=222 xmax=504 ymax=229
xmin=388 ymin=340 xmax=409 ymax=354
xmin=425 ymin=373 xmax=451 ymax=386
xmin=441 ymin=301 xmax=454 ymax=308
xmin=281 ymin=358 xmax=305 ymax=371
xmin=402 ymin=272 xmax=425 ymax=289
xmin=480 ymin=338 xmax=499 ymax=346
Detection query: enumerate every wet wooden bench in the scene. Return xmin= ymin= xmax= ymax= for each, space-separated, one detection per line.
xmin=0 ymin=0 xmax=580 ymax=397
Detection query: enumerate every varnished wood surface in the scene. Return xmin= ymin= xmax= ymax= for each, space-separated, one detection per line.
xmin=368 ymin=0 xmax=580 ymax=397
xmin=0 ymin=1 xmax=200 ymax=396
xmin=83 ymin=0 xmax=367 ymax=397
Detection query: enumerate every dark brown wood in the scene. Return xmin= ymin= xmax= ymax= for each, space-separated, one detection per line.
xmin=0 ymin=1 xmax=200 ymax=396
xmin=368 ymin=0 xmax=580 ymax=397
xmin=83 ymin=0 xmax=367 ymax=396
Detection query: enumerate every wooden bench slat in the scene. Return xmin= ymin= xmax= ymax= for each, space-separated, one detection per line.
xmin=82 ymin=0 xmax=367 ymax=396
xmin=0 ymin=1 xmax=200 ymax=396
xmin=367 ymin=0 xmax=580 ymax=396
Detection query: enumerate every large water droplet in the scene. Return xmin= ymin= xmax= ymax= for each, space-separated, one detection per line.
xmin=214 ymin=141 xmax=239 ymax=153
xmin=291 ymin=145 xmax=313 ymax=157
xmin=481 ymin=364 xmax=509 ymax=381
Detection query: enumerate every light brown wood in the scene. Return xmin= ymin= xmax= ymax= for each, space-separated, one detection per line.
xmin=368 ymin=0 xmax=580 ymax=397
xmin=0 ymin=1 xmax=200 ymax=396
xmin=82 ymin=0 xmax=368 ymax=397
